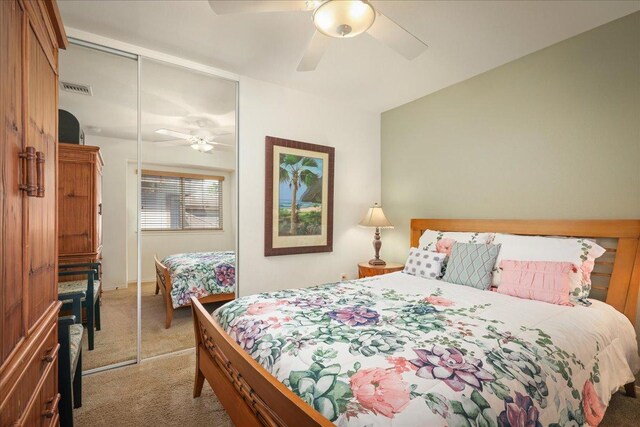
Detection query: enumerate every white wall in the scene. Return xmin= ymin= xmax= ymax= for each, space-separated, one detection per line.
xmin=88 ymin=134 xmax=236 ymax=289
xmin=88 ymin=134 xmax=136 ymax=290
xmin=237 ymin=76 xmax=381 ymax=297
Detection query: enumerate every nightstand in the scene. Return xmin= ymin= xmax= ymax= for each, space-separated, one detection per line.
xmin=358 ymin=262 xmax=404 ymax=279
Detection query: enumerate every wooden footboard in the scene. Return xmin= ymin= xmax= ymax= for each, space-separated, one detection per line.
xmin=154 ymin=255 xmax=235 ymax=329
xmin=190 ymin=297 xmax=332 ymax=427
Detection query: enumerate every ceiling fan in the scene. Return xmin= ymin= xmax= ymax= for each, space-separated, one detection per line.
xmin=208 ymin=0 xmax=428 ymax=71
xmin=154 ymin=128 xmax=234 ymax=153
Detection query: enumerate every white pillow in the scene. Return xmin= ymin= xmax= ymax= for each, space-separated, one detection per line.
xmin=403 ymin=248 xmax=445 ymax=280
xmin=491 ymin=233 xmax=605 ymax=301
xmin=418 ymin=230 xmax=494 ymax=255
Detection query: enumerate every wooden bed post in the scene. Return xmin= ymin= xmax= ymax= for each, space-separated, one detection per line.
xmin=154 ymin=255 xmax=176 ymax=329
xmin=192 ymin=301 xmax=205 ymax=398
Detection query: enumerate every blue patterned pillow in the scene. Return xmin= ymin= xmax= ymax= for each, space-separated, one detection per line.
xmin=442 ymin=242 xmax=501 ymax=290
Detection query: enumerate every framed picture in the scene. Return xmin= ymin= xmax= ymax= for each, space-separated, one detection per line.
xmin=265 ymin=136 xmax=334 ymax=256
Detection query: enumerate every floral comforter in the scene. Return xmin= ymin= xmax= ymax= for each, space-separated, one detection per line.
xmin=162 ymin=251 xmax=235 ymax=308
xmin=213 ymin=272 xmax=639 ymax=426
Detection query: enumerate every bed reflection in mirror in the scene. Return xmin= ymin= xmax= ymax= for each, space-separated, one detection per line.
xmin=140 ymin=58 xmax=237 ymax=359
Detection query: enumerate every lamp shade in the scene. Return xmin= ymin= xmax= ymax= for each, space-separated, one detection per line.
xmin=359 ymin=203 xmax=393 ymax=228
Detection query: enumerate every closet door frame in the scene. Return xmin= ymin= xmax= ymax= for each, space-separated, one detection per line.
xmin=65 ymin=34 xmax=240 ymax=373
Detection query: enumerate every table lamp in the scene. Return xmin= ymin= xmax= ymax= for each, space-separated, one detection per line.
xmin=359 ymin=203 xmax=394 ymax=265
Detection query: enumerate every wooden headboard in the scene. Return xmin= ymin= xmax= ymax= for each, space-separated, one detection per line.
xmin=410 ymin=219 xmax=640 ymax=325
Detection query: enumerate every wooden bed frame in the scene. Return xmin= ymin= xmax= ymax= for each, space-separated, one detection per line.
xmin=191 ymin=219 xmax=640 ymax=426
xmin=153 ymin=255 xmax=235 ymax=329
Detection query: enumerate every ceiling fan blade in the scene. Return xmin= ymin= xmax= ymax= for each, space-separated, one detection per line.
xmin=155 ymin=140 xmax=192 ymax=147
xmin=209 ymin=140 xmax=234 ymax=148
xmin=367 ymin=11 xmax=428 ymax=60
xmin=297 ymin=30 xmax=331 ymax=72
xmin=209 ymin=144 xmax=235 ymax=152
xmin=208 ymin=0 xmax=311 ymax=15
xmin=155 ymin=128 xmax=192 ymax=140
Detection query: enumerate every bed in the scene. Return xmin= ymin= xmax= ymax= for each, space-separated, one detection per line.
xmin=191 ymin=220 xmax=640 ymax=426
xmin=154 ymin=251 xmax=235 ymax=328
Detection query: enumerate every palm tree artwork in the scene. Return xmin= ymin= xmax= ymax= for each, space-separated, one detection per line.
xmin=279 ymin=154 xmax=322 ymax=236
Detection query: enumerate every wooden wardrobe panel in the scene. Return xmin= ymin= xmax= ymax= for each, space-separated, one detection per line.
xmin=58 ymin=144 xmax=103 ymax=262
xmin=25 ymin=21 xmax=58 ymax=331
xmin=0 ymin=0 xmax=26 ymax=365
xmin=58 ymin=159 xmax=93 ymax=254
xmin=0 ymin=1 xmax=64 ymax=425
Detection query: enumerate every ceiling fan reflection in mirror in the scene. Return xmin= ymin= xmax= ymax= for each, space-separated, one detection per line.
xmin=208 ymin=0 xmax=428 ymax=71
xmin=155 ymin=128 xmax=234 ymax=153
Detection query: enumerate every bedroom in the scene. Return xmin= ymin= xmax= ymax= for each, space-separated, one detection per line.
xmin=0 ymin=1 xmax=638 ymax=427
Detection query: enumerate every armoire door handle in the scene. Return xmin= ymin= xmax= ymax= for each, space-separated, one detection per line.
xmin=18 ymin=146 xmax=37 ymax=197
xmin=41 ymin=344 xmax=58 ymax=363
xmin=98 ymin=203 xmax=102 ymax=215
xmin=42 ymin=393 xmax=60 ymax=418
xmin=36 ymin=151 xmax=45 ymax=197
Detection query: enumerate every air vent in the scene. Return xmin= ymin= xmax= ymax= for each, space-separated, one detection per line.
xmin=60 ymin=81 xmax=93 ymax=96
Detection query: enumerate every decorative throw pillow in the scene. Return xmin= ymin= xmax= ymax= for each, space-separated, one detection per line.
xmin=497 ymin=260 xmax=575 ymax=306
xmin=442 ymin=242 xmax=501 ymax=290
xmin=403 ymin=248 xmax=445 ymax=280
xmin=419 ymin=230 xmax=494 ymax=257
xmin=490 ymin=234 xmax=605 ymax=301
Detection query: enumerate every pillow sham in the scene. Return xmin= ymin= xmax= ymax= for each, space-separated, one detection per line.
xmin=490 ymin=234 xmax=605 ymax=300
xmin=418 ymin=230 xmax=494 ymax=256
xmin=497 ymin=260 xmax=575 ymax=306
xmin=442 ymin=242 xmax=501 ymax=290
xmin=403 ymin=248 xmax=445 ymax=280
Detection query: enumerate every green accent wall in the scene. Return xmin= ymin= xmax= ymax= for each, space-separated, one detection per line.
xmin=381 ymin=12 xmax=640 ymax=263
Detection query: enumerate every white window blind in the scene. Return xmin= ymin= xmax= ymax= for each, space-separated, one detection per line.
xmin=141 ymin=170 xmax=223 ymax=231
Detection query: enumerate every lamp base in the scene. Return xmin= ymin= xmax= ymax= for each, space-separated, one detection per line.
xmin=368 ymin=258 xmax=387 ymax=266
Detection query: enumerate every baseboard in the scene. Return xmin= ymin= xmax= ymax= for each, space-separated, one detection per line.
xmin=141 ymin=347 xmax=195 ymax=363
xmin=83 ymin=359 xmax=137 ymax=376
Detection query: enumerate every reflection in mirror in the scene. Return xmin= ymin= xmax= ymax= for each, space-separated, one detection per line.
xmin=58 ymin=43 xmax=138 ymax=371
xmin=140 ymin=58 xmax=237 ymax=359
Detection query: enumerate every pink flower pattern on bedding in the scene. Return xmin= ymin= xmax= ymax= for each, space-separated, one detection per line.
xmin=349 ymin=367 xmax=411 ymax=418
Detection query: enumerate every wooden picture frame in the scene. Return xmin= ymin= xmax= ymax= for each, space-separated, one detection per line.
xmin=265 ymin=136 xmax=334 ymax=256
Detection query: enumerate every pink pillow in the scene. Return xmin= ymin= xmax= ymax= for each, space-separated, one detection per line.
xmin=497 ymin=260 xmax=576 ymax=306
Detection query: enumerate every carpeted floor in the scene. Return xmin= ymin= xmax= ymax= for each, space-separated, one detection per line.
xmin=83 ymin=282 xmax=226 ymax=370
xmin=75 ymin=349 xmax=638 ymax=426
xmin=75 ymin=350 xmax=232 ymax=426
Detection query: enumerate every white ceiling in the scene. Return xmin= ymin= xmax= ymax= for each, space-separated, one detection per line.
xmin=59 ymin=43 xmax=237 ymax=146
xmin=58 ymin=0 xmax=640 ymax=113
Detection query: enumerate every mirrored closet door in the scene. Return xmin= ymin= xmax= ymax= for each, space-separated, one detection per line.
xmin=140 ymin=58 xmax=237 ymax=359
xmin=58 ymin=42 xmax=139 ymax=371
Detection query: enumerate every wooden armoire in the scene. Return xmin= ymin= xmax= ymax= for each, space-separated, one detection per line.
xmin=58 ymin=143 xmax=103 ymax=271
xmin=0 ymin=0 xmax=67 ymax=425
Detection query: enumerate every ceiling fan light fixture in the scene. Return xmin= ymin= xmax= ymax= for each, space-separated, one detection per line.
xmin=191 ymin=141 xmax=214 ymax=152
xmin=313 ymin=0 xmax=375 ymax=39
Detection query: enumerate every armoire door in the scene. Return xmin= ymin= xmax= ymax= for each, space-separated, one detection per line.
xmin=25 ymin=11 xmax=59 ymax=331
xmin=58 ymin=149 xmax=95 ymax=257
xmin=0 ymin=0 xmax=26 ymax=364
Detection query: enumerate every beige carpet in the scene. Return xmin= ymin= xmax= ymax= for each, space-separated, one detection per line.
xmin=83 ymin=282 xmax=226 ymax=370
xmin=75 ymin=349 xmax=638 ymax=426
xmin=75 ymin=350 xmax=232 ymax=426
